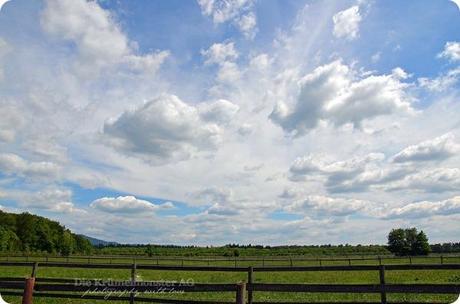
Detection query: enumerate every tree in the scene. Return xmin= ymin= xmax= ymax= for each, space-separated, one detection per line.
xmin=145 ymin=245 xmax=155 ymax=257
xmin=0 ymin=226 xmax=20 ymax=251
xmin=413 ymin=230 xmax=430 ymax=255
xmin=387 ymin=228 xmax=430 ymax=256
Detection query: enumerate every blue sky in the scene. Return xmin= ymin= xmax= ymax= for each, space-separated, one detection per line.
xmin=0 ymin=0 xmax=460 ymax=245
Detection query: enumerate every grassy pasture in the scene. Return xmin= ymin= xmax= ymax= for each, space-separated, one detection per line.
xmin=1 ymin=256 xmax=459 ymax=304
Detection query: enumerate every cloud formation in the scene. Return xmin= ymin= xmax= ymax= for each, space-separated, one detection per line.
xmin=332 ymin=6 xmax=362 ymax=40
xmin=438 ymin=41 xmax=460 ymax=62
xmin=103 ymin=94 xmax=234 ymax=164
xmin=386 ymin=196 xmax=460 ymax=218
xmin=41 ymin=0 xmax=169 ymax=74
xmin=270 ymin=61 xmax=413 ymax=135
xmin=197 ymin=0 xmax=257 ymax=38
xmin=392 ymin=133 xmax=460 ymax=163
xmin=90 ymin=196 xmax=173 ymax=214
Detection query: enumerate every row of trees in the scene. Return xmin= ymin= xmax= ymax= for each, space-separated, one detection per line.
xmin=0 ymin=211 xmax=92 ymax=255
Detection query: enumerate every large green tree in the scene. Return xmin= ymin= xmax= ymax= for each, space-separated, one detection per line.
xmin=388 ymin=228 xmax=430 ymax=256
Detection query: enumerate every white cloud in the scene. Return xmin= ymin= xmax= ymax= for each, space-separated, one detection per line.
xmin=392 ymin=133 xmax=460 ymax=163
xmin=40 ymin=0 xmax=168 ymax=74
xmin=418 ymin=68 xmax=460 ymax=92
xmin=199 ymin=99 xmax=239 ymax=124
xmin=270 ymin=61 xmax=413 ymax=135
xmin=5 ymin=187 xmax=83 ymax=213
xmin=202 ymin=42 xmax=239 ymax=65
xmin=387 ymin=167 xmax=460 ymax=193
xmin=202 ymin=42 xmax=241 ymax=83
xmin=0 ymin=153 xmax=60 ymax=179
xmin=103 ymin=94 xmax=224 ymax=164
xmin=284 ymin=195 xmax=369 ymax=216
xmin=332 ymin=6 xmax=362 ymax=40
xmin=0 ymin=104 xmax=24 ymax=143
xmin=197 ymin=0 xmax=256 ymax=38
xmin=90 ymin=195 xmax=173 ymax=214
xmin=190 ymin=187 xmax=233 ymax=205
xmin=237 ymin=12 xmax=257 ymax=39
xmin=385 ymin=196 xmax=460 ymax=218
xmin=289 ymin=153 xmax=392 ymax=193
xmin=438 ymin=41 xmax=460 ymax=62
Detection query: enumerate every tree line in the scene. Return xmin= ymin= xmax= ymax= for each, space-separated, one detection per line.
xmin=0 ymin=210 xmax=92 ymax=255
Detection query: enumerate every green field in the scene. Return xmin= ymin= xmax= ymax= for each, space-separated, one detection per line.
xmin=1 ymin=255 xmax=460 ymax=304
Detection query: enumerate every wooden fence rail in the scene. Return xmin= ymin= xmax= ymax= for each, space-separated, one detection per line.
xmin=1 ymin=254 xmax=459 ymax=267
xmin=0 ymin=262 xmax=459 ymax=303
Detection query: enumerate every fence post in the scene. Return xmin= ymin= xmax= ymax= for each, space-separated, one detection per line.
xmin=31 ymin=262 xmax=38 ymax=278
xmin=441 ymin=255 xmax=444 ymax=264
xmin=348 ymin=259 xmax=351 ymax=266
xmin=409 ymin=256 xmax=412 ymax=264
xmin=379 ymin=265 xmax=387 ymax=304
xmin=236 ymin=282 xmax=246 ymax=304
xmin=319 ymin=259 xmax=322 ymax=267
xmin=130 ymin=262 xmax=137 ymax=304
xmin=290 ymin=257 xmax=293 ymax=267
xmin=247 ymin=267 xmax=253 ymax=304
xmin=22 ymin=277 xmax=35 ymax=304
xmin=378 ymin=256 xmax=382 ymax=265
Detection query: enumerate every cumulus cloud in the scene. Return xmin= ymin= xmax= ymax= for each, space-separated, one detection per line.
xmin=199 ymin=99 xmax=239 ymax=124
xmin=392 ymin=133 xmax=460 ymax=163
xmin=387 ymin=167 xmax=460 ymax=193
xmin=190 ymin=187 xmax=233 ymax=205
xmin=103 ymin=94 xmax=226 ymax=164
xmin=201 ymin=42 xmax=241 ymax=83
xmin=385 ymin=196 xmax=460 ymax=219
xmin=197 ymin=0 xmax=256 ymax=38
xmin=418 ymin=68 xmax=460 ymax=92
xmin=270 ymin=61 xmax=413 ymax=135
xmin=284 ymin=195 xmax=369 ymax=217
xmin=90 ymin=195 xmax=173 ymax=214
xmin=438 ymin=41 xmax=460 ymax=62
xmin=332 ymin=6 xmax=362 ymax=40
xmin=5 ymin=188 xmax=84 ymax=213
xmin=0 ymin=153 xmax=60 ymax=179
xmin=202 ymin=42 xmax=239 ymax=64
xmin=0 ymin=104 xmax=23 ymax=142
xmin=40 ymin=0 xmax=169 ymax=74
xmin=236 ymin=12 xmax=257 ymax=39
xmin=289 ymin=152 xmax=419 ymax=193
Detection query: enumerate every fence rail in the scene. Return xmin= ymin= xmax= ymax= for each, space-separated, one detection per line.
xmin=1 ymin=254 xmax=459 ymax=267
xmin=1 ymin=261 xmax=459 ymax=304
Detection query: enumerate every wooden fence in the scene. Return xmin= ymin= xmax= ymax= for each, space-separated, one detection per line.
xmin=0 ymin=262 xmax=459 ymax=304
xmin=0 ymin=254 xmax=459 ymax=267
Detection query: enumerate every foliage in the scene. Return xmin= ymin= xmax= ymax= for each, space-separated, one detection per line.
xmin=93 ymin=243 xmax=390 ymax=257
xmin=387 ymin=228 xmax=431 ymax=256
xmin=0 ymin=210 xmax=92 ymax=255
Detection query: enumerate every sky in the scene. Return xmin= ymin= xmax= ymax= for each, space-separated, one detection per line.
xmin=0 ymin=0 xmax=459 ymax=245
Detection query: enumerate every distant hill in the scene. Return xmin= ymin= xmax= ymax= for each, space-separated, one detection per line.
xmin=80 ymin=235 xmax=118 ymax=247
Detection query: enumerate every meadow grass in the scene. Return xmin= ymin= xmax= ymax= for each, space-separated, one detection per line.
xmin=1 ymin=255 xmax=459 ymax=304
